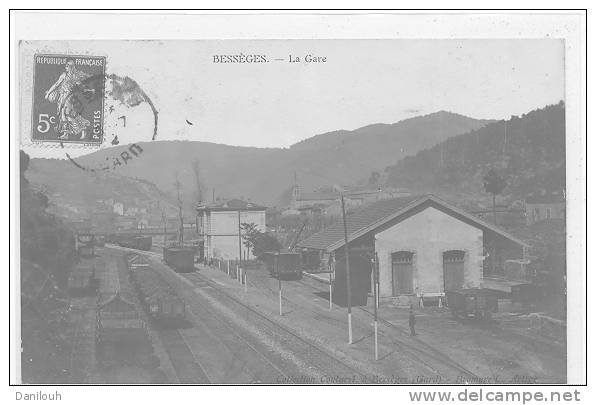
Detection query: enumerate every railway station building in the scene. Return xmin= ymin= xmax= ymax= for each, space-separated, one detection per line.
xmin=297 ymin=195 xmax=529 ymax=306
xmin=195 ymin=199 xmax=267 ymax=261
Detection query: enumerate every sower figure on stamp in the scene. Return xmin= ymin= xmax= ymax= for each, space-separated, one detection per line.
xmin=409 ymin=305 xmax=416 ymax=336
xmin=44 ymin=60 xmax=93 ymax=139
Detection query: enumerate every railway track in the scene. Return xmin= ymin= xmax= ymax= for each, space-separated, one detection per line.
xmin=105 ymin=244 xmax=479 ymax=383
xmin=197 ymin=264 xmax=480 ymax=381
xmin=291 ymin=275 xmax=482 ymax=381
xmin=200 ymin=268 xmax=468 ymax=380
xmin=187 ymin=271 xmax=367 ymax=381
xmin=108 ymin=245 xmax=363 ymax=382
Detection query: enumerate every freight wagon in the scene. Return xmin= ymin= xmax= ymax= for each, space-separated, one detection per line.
xmin=96 ymin=293 xmax=153 ymax=366
xmin=445 ymin=288 xmax=498 ymax=321
xmin=163 ymin=247 xmax=195 ymax=273
xmin=263 ymin=251 xmax=302 ymax=280
xmin=127 ymin=256 xmax=187 ymax=323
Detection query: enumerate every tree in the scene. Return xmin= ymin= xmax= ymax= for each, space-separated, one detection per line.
xmin=368 ymin=171 xmax=380 ymax=185
xmin=240 ymin=222 xmax=259 ymax=257
xmin=239 ymin=222 xmax=282 ymax=259
xmin=483 ymin=168 xmax=507 ymax=224
xmin=252 ymin=232 xmax=283 ymax=259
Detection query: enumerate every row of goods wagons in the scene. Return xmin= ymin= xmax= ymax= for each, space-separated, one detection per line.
xmin=126 ymin=254 xmax=187 ymax=321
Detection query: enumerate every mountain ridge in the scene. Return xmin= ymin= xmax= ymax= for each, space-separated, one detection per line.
xmin=29 ymin=110 xmax=493 ymax=206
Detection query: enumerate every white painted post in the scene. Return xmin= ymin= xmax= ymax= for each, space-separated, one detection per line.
xmin=376 ymin=283 xmax=380 ymax=310
xmin=348 ymin=313 xmax=353 ymax=344
xmin=374 ymin=320 xmax=378 ymax=361
xmin=329 ymin=282 xmax=333 ymax=310
xmin=227 ymin=260 xmax=230 ymax=275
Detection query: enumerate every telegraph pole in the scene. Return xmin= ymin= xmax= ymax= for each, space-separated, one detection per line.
xmin=373 ymin=253 xmax=379 ymax=360
xmin=340 ymin=193 xmax=353 ymax=344
xmin=238 ymin=210 xmax=242 ymax=280
xmin=161 ymin=210 xmax=167 ymax=247
xmin=277 ymin=253 xmax=283 ymax=316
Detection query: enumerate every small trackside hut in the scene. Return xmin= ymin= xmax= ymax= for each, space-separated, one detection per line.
xmin=296 ymin=195 xmax=529 ymax=308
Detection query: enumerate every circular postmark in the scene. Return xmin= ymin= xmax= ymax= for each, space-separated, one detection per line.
xmin=61 ymin=73 xmax=159 ymax=172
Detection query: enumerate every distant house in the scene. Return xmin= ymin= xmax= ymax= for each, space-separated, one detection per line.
xmin=196 ymin=199 xmax=267 ymax=260
xmin=137 ymin=217 xmax=149 ymax=229
xmin=291 ymin=184 xmax=411 ymax=216
xmin=297 ymin=195 xmax=528 ymax=306
xmin=525 ymin=194 xmax=565 ymax=225
xmin=113 ymin=202 xmax=124 ymax=216
xmin=114 ymin=215 xmax=137 ymax=230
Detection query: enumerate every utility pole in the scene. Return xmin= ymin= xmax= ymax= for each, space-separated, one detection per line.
xmin=277 ymin=253 xmax=283 ymax=316
xmin=175 ymin=175 xmax=184 ymax=247
xmin=340 ymin=193 xmax=353 ymax=344
xmin=161 ymin=210 xmax=167 ymax=247
xmin=373 ymin=253 xmax=379 ymax=360
xmin=238 ymin=210 xmax=242 ymax=280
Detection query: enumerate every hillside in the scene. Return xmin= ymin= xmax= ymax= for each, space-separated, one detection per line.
xmin=384 ymin=102 xmax=565 ymax=204
xmin=49 ymin=111 xmax=490 ymax=205
xmin=26 ymin=158 xmax=178 ymax=218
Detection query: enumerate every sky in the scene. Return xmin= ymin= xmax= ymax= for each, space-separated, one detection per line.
xmin=19 ymin=39 xmax=564 ymax=158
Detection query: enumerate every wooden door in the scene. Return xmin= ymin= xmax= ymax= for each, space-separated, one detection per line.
xmin=443 ymin=250 xmax=465 ymax=292
xmin=392 ymin=251 xmax=414 ymax=295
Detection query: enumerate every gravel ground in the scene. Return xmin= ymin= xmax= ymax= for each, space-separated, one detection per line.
xmin=196 ymin=262 xmax=566 ymax=384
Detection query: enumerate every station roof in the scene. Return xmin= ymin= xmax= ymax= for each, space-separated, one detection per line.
xmin=296 ymin=195 xmax=529 ymax=252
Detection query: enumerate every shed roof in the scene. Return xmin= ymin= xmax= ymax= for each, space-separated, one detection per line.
xmin=296 ymin=195 xmax=529 ymax=252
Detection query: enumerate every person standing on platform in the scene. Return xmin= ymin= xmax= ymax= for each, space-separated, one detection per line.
xmin=409 ymin=306 xmax=416 ymax=336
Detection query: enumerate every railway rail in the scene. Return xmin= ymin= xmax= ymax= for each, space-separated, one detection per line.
xmin=104 ymin=244 xmax=480 ymax=383
xmin=107 ymin=244 xmax=363 ymax=382
xmin=293 ymin=276 xmax=481 ymax=380
xmin=186 ymin=271 xmax=366 ymax=381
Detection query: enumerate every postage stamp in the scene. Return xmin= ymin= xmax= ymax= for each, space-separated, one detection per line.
xmin=31 ymin=54 xmax=106 ymax=144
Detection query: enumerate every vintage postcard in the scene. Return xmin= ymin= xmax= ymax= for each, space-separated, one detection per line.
xmin=10 ymin=11 xmax=586 ymax=393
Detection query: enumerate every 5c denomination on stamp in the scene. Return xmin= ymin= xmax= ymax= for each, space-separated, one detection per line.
xmin=31 ymin=54 xmax=106 ymax=144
